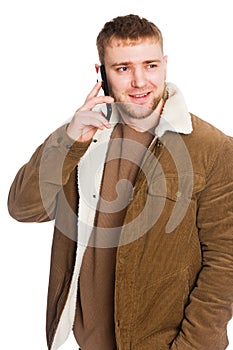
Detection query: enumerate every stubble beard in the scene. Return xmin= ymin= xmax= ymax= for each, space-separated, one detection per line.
xmin=113 ymin=94 xmax=163 ymax=120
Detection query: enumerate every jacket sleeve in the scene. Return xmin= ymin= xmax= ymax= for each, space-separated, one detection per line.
xmin=8 ymin=124 xmax=91 ymax=222
xmin=171 ymin=136 xmax=233 ymax=350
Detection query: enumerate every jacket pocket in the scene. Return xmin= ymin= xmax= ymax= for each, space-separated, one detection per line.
xmin=147 ymin=173 xmax=205 ymax=234
xmin=148 ymin=173 xmax=205 ymax=199
xmin=132 ymin=269 xmax=190 ymax=350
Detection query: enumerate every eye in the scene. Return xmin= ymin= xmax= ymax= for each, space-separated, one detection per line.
xmin=117 ymin=66 xmax=128 ymax=72
xmin=147 ymin=63 xmax=158 ymax=69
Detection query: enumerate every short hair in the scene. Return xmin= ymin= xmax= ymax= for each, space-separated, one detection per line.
xmin=96 ymin=14 xmax=163 ymax=64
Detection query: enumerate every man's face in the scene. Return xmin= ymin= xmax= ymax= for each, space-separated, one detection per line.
xmin=104 ymin=38 xmax=167 ymax=119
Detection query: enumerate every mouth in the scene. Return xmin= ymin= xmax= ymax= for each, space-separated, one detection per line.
xmin=128 ymin=92 xmax=151 ymax=103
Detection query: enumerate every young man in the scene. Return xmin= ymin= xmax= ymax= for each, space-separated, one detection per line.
xmin=8 ymin=14 xmax=233 ymax=350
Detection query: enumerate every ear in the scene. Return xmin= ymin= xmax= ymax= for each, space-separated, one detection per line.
xmin=95 ymin=63 xmax=100 ymax=73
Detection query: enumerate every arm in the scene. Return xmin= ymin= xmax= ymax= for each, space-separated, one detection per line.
xmin=8 ymin=124 xmax=91 ymax=222
xmin=171 ymin=137 xmax=233 ymax=350
xmin=8 ymin=82 xmax=113 ymax=223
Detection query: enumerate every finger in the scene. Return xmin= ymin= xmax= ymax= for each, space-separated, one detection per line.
xmin=81 ymin=95 xmax=114 ymax=111
xmin=85 ymin=81 xmax=103 ymax=101
xmin=81 ymin=111 xmax=111 ymax=128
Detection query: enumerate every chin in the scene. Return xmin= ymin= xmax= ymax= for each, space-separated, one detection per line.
xmin=116 ymin=101 xmax=155 ymax=120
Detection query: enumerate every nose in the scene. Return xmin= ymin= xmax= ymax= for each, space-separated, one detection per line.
xmin=131 ymin=67 xmax=147 ymax=88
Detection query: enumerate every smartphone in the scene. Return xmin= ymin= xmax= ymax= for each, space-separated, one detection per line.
xmin=100 ymin=65 xmax=112 ymax=121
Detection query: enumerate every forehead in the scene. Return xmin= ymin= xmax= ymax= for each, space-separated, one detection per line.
xmin=104 ymin=38 xmax=164 ymax=65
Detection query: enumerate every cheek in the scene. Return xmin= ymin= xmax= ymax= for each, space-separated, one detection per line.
xmin=153 ymin=70 xmax=166 ymax=83
xmin=150 ymin=76 xmax=166 ymax=90
xmin=109 ymin=78 xmax=129 ymax=97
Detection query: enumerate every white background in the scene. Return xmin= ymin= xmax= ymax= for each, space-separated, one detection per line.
xmin=1 ymin=0 xmax=233 ymax=349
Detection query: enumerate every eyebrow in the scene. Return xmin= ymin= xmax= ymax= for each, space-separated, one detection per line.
xmin=111 ymin=59 xmax=162 ymax=67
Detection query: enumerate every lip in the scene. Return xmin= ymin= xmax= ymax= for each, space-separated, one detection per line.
xmin=128 ymin=92 xmax=151 ymax=103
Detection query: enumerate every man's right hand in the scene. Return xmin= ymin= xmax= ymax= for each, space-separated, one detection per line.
xmin=66 ymin=82 xmax=114 ymax=142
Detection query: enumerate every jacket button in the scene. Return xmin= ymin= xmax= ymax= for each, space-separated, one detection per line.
xmin=176 ymin=191 xmax=182 ymax=199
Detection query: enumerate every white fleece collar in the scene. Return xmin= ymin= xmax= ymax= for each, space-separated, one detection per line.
xmin=155 ymin=82 xmax=193 ymax=137
xmin=102 ymin=82 xmax=193 ymax=137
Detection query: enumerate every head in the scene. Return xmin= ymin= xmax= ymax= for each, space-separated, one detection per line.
xmin=96 ymin=14 xmax=167 ymax=120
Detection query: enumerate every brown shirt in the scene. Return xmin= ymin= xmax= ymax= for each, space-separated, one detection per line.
xmin=73 ymin=123 xmax=154 ymax=349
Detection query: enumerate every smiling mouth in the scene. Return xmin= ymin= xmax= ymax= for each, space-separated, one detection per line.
xmin=128 ymin=92 xmax=152 ymax=104
xmin=129 ymin=92 xmax=150 ymax=98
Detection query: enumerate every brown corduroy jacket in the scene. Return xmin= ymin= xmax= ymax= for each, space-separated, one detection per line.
xmin=8 ymin=105 xmax=233 ymax=349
